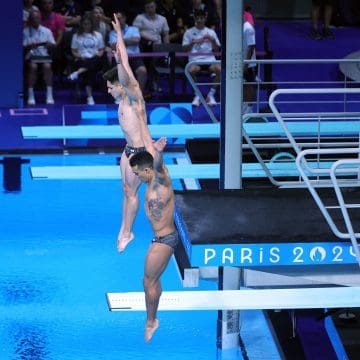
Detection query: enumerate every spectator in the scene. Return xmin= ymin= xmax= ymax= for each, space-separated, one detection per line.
xmin=108 ymin=11 xmax=148 ymax=96
xmin=185 ymin=0 xmax=219 ymax=30
xmin=243 ymin=15 xmax=257 ymax=114
xmin=40 ymin=0 xmax=65 ymax=47
xmin=244 ymin=5 xmax=255 ymax=26
xmin=55 ymin=0 xmax=83 ymax=77
xmin=133 ymin=0 xmax=170 ymax=92
xmin=23 ymin=0 xmax=39 ymax=26
xmin=55 ymin=0 xmax=82 ymax=32
xmin=68 ymin=14 xmax=105 ymax=105
xmin=92 ymin=5 xmax=111 ymax=42
xmin=310 ymin=0 xmax=335 ymax=40
xmin=182 ymin=9 xmax=221 ymax=106
xmin=157 ymin=0 xmax=187 ymax=44
xmin=23 ymin=9 xmax=56 ymax=105
xmin=39 ymin=0 xmax=66 ymax=74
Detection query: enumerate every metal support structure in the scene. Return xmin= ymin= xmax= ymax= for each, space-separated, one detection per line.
xmin=217 ymin=0 xmax=244 ymax=351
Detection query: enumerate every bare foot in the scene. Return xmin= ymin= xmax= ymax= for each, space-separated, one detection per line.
xmin=117 ymin=232 xmax=134 ymax=252
xmin=144 ymin=319 xmax=159 ymax=343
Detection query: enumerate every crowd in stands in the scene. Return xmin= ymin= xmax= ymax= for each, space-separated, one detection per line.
xmin=22 ymin=0 xmax=228 ymax=106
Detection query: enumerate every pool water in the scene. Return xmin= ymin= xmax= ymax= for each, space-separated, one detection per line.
xmin=0 ymin=154 xmax=228 ymax=360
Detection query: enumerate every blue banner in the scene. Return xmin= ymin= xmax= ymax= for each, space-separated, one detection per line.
xmin=191 ymin=242 xmax=358 ymax=267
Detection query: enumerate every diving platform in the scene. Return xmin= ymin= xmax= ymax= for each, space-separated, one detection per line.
xmin=106 ymin=287 xmax=360 ymax=311
xmin=174 ymin=188 xmax=360 ymax=270
xmin=29 ymin=161 xmax=340 ymax=180
xmin=21 ymin=120 xmax=360 ymax=139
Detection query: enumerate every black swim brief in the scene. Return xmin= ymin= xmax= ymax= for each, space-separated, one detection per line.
xmin=152 ymin=230 xmax=179 ymax=250
xmin=124 ymin=145 xmax=146 ymax=158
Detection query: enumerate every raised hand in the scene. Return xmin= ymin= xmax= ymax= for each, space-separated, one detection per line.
xmin=112 ymin=13 xmax=121 ymax=34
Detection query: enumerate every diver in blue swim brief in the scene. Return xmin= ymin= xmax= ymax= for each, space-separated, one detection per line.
xmin=152 ymin=230 xmax=179 ymax=249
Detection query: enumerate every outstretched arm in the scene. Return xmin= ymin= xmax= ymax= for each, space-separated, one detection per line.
xmin=111 ymin=13 xmax=137 ymax=86
xmin=152 ymin=137 xmax=171 ymax=186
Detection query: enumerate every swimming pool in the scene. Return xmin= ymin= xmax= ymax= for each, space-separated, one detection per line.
xmin=0 ymin=153 xmax=284 ymax=359
xmin=0 ymin=154 xmax=226 ymax=360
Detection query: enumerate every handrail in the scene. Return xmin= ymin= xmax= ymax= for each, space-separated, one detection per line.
xmin=296 ymin=148 xmax=360 ymax=236
xmin=184 ymin=60 xmax=222 ymax=123
xmin=269 ymin=88 xmax=360 ymax=156
xmin=296 ymin=148 xmax=360 ymax=266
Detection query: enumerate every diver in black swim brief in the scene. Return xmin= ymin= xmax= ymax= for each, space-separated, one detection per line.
xmin=124 ymin=144 xmax=146 ymax=158
xmin=152 ymin=230 xmax=179 ymax=250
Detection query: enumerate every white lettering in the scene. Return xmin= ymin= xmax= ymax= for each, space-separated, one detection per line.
xmin=240 ymin=248 xmax=252 ymax=264
xmin=222 ymin=248 xmax=234 ymax=264
xmin=332 ymin=246 xmax=343 ymax=262
xmin=269 ymin=247 xmax=280 ymax=263
xmin=349 ymin=245 xmax=359 ymax=258
xmin=293 ymin=247 xmax=304 ymax=263
xmin=259 ymin=247 xmax=263 ymax=263
xmin=204 ymin=248 xmax=216 ymax=264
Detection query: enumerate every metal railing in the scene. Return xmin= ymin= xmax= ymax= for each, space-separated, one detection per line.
xmin=296 ymin=148 xmax=360 ymax=266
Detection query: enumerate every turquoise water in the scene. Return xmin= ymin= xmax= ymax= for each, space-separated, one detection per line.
xmin=0 ymin=154 xmax=224 ymax=360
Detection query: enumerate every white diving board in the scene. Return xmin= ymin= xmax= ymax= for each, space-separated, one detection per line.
xmin=106 ymin=287 xmax=360 ymax=311
xmin=21 ymin=121 xmax=360 ymax=139
xmin=30 ymin=161 xmax=339 ymax=180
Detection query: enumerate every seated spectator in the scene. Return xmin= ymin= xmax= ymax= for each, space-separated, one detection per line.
xmin=184 ymin=0 xmax=220 ymax=30
xmin=55 ymin=0 xmax=83 ymax=77
xmin=68 ymin=14 xmax=105 ymax=105
xmin=23 ymin=9 xmax=56 ymax=105
xmin=23 ymin=0 xmax=39 ymax=26
xmin=157 ymin=0 xmax=187 ymax=44
xmin=39 ymin=0 xmax=66 ymax=74
xmin=92 ymin=5 xmax=111 ymax=42
xmin=182 ymin=9 xmax=221 ymax=106
xmin=108 ymin=11 xmax=148 ymax=96
xmin=133 ymin=0 xmax=170 ymax=92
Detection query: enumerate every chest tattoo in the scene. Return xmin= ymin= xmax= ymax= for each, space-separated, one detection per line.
xmin=147 ymin=198 xmax=165 ymax=222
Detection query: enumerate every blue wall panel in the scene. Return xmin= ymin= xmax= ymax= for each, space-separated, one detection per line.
xmin=0 ymin=2 xmax=23 ymax=107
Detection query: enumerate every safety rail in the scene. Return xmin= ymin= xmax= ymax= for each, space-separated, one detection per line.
xmin=244 ymin=88 xmax=360 ymax=187
xmin=296 ymin=148 xmax=360 ymax=266
xmin=183 ymin=57 xmax=360 ymax=119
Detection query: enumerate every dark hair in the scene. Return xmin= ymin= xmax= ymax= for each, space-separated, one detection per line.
xmin=194 ymin=9 xmax=207 ymax=18
xmin=78 ymin=14 xmax=95 ymax=35
xmin=102 ymin=66 xmax=119 ymax=83
xmin=129 ymin=151 xmax=154 ymax=169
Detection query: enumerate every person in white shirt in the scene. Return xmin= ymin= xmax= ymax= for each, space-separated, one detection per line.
xmin=23 ymin=9 xmax=56 ymax=105
xmin=132 ymin=0 xmax=170 ymax=92
xmin=69 ymin=14 xmax=105 ymax=105
xmin=243 ymin=19 xmax=256 ymax=114
xmin=182 ymin=9 xmax=221 ymax=106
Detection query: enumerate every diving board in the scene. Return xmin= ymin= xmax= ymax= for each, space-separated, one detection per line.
xmin=22 ymin=124 xmax=219 ymax=139
xmin=106 ymin=286 xmax=360 ymax=311
xmin=30 ymin=162 xmax=340 ymax=180
xmin=21 ymin=121 xmax=360 ymax=139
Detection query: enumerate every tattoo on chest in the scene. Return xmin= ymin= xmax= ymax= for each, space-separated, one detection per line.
xmin=147 ymin=198 xmax=165 ymax=222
